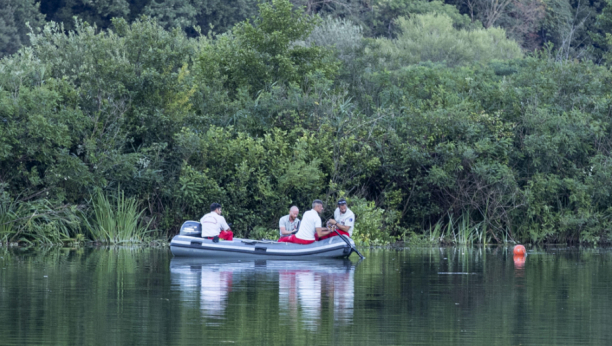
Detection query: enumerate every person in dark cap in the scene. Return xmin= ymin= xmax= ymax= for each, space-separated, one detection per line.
xmin=319 ymin=198 xmax=355 ymax=241
xmin=200 ymin=203 xmax=233 ymax=241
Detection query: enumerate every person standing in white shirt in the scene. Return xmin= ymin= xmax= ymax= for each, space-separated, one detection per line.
xmin=321 ymin=198 xmax=355 ymax=240
xmin=200 ymin=203 xmax=234 ymax=241
xmin=278 ymin=200 xmax=331 ymax=244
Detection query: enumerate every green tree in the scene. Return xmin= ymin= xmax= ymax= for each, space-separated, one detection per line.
xmin=143 ymin=0 xmax=258 ymax=35
xmin=592 ymin=0 xmax=612 ymax=62
xmin=0 ymin=0 xmax=45 ymax=57
xmin=40 ymin=0 xmax=129 ymax=31
xmin=305 ymin=16 xmax=363 ymax=64
xmin=20 ymin=17 xmax=200 ymax=231
xmin=366 ymin=0 xmax=473 ymax=37
xmin=0 ymin=50 xmax=89 ymax=202
xmin=375 ymin=13 xmax=523 ymax=67
xmin=174 ymin=127 xmax=326 ymax=235
xmin=290 ymin=0 xmax=472 ymax=38
xmin=198 ymin=0 xmax=338 ymax=96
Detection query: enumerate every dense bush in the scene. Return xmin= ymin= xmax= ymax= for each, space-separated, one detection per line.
xmin=198 ymin=0 xmax=338 ymax=97
xmin=3 ymin=0 xmax=612 ymax=245
xmin=376 ymin=14 xmax=523 ymax=67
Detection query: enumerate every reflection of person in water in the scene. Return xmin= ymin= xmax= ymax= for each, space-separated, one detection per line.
xmin=278 ymin=262 xmax=355 ymax=331
xmin=200 ymin=269 xmax=233 ymax=320
xmin=279 ymin=270 xmax=300 ymax=322
xmin=170 ymin=262 xmax=244 ymax=321
xmin=331 ymin=269 xmax=354 ymax=324
xmin=297 ymin=271 xmax=322 ymax=331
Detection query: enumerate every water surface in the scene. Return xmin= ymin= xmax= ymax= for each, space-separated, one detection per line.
xmin=0 ymin=246 xmax=610 ymax=345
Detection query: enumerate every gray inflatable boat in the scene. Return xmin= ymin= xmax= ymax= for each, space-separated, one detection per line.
xmin=170 ymin=221 xmax=356 ymax=259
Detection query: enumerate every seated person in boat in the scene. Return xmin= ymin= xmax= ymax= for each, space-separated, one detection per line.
xmin=279 ymin=206 xmax=300 ymax=238
xmin=319 ymin=198 xmax=355 ymax=241
xmin=278 ymin=200 xmax=331 ymax=244
xmin=200 ymin=203 xmax=234 ymax=241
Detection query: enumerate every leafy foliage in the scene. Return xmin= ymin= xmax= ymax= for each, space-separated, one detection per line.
xmin=376 ymin=13 xmax=523 ymax=67
xmin=348 ymin=197 xmax=391 ymax=246
xmin=366 ymin=0 xmax=473 ymax=37
xmin=0 ymin=0 xmax=45 ymax=57
xmin=198 ymin=0 xmax=338 ymax=96
xmin=304 ymin=16 xmax=363 ymax=65
xmin=41 ymin=0 xmax=130 ymax=31
xmin=174 ymin=127 xmax=326 ymax=235
xmin=143 ymin=0 xmax=258 ymax=35
xmin=3 ymin=0 xmax=612 ymax=245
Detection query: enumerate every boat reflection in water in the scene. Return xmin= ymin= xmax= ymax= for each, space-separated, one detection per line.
xmin=170 ymin=258 xmax=355 ymax=329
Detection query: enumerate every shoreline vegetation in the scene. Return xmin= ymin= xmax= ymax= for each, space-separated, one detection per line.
xmin=3 ymin=0 xmax=612 ymax=246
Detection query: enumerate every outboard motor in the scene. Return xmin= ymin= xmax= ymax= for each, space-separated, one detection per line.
xmin=179 ymin=221 xmax=202 ymax=237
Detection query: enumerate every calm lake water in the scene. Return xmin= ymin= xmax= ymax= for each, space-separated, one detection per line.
xmin=0 ymin=246 xmax=610 ymax=345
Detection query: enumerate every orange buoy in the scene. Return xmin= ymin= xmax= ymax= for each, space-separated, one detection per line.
xmin=513 ymin=245 xmax=526 ymax=256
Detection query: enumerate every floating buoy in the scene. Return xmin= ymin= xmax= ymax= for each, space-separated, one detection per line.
xmin=513 ymin=244 xmax=526 ymax=256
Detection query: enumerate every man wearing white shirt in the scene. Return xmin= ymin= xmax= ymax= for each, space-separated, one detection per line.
xmin=200 ymin=203 xmax=234 ymax=241
xmin=278 ymin=200 xmax=331 ymax=244
xmin=320 ymin=198 xmax=355 ymax=240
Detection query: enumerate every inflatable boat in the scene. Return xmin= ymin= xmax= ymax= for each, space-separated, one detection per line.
xmin=170 ymin=221 xmax=357 ymax=259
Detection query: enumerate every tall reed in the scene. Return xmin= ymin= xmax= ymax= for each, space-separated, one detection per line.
xmin=457 ymin=211 xmax=477 ymax=244
xmin=0 ymin=199 xmax=17 ymax=243
xmin=1 ymin=198 xmax=82 ymax=244
xmin=427 ymin=221 xmax=444 ymax=242
xmin=428 ymin=211 xmax=490 ymax=245
xmin=86 ymin=189 xmax=151 ymax=243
